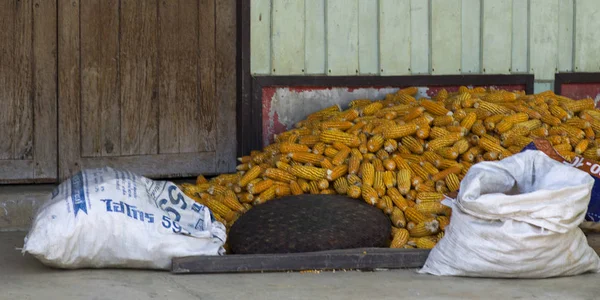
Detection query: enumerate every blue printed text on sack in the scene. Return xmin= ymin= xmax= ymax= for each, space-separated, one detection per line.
xmin=101 ymin=199 xmax=155 ymax=223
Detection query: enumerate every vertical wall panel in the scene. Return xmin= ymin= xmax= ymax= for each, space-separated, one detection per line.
xmin=250 ymin=0 xmax=271 ymax=74
xmin=305 ymin=0 xmax=326 ymax=74
xmin=272 ymin=0 xmax=305 ymax=75
xmin=461 ymin=0 xmax=481 ymax=73
xmin=482 ymin=0 xmax=512 ymax=74
xmin=326 ymin=0 xmax=359 ymax=75
xmin=410 ymin=0 xmax=429 ymax=74
xmin=358 ymin=0 xmax=379 ymax=74
xmin=530 ymin=0 xmax=559 ymax=80
xmin=431 ymin=0 xmax=462 ymax=75
xmin=575 ymin=0 xmax=600 ymax=72
xmin=558 ymin=0 xmax=574 ymax=72
xmin=511 ymin=0 xmax=528 ymax=73
xmin=380 ymin=0 xmax=411 ymax=75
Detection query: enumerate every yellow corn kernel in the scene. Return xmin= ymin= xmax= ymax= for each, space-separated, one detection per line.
xmin=237 ymin=192 xmax=254 ymax=204
xmin=429 ymin=126 xmax=451 ymax=139
xmin=383 ymin=123 xmax=419 ymax=139
xmin=549 ymin=105 xmax=570 ymax=121
xmin=553 ymin=143 xmax=572 ymax=152
xmin=575 ymin=139 xmax=590 ymax=155
xmin=470 ymin=120 xmax=486 ymax=136
xmin=204 ymin=197 xmax=238 ymax=222
xmin=361 ymin=101 xmax=384 ymax=116
xmin=247 ymin=179 xmax=274 ymax=195
xmin=296 ymin=178 xmax=310 ymax=193
xmin=365 ymin=134 xmax=384 ymax=153
xmin=331 ymin=147 xmax=350 ymax=166
xmin=289 ymin=180 xmax=303 ymax=195
xmin=327 ymin=164 xmax=348 ymax=181
xmin=416 ymin=237 xmax=437 ymax=249
xmin=495 ymin=120 xmax=514 ymax=134
xmin=323 ymin=146 xmax=339 ymax=158
xmin=403 ymin=106 xmax=426 ymax=122
xmin=360 ymin=162 xmax=375 ymax=186
xmin=484 ymin=114 xmax=505 ymax=131
xmin=374 ymin=171 xmax=386 ymax=190
xmin=375 ymin=149 xmax=390 ymax=161
xmin=430 ymin=164 xmax=462 ymax=182
xmin=409 ymin=220 xmax=440 ymax=237
xmin=274 ymin=184 xmax=291 ymax=197
xmin=409 ymin=162 xmax=430 ymax=180
xmin=289 ymin=165 xmax=327 ymax=181
xmin=565 ymin=118 xmax=591 ymax=129
xmin=421 ymin=161 xmax=440 ymax=176
xmin=415 ymin=183 xmax=436 ymax=193
xmin=344 ymin=185 xmax=360 ymax=199
xmin=380 ymin=158 xmax=395 ymax=172
xmin=391 ymin=207 xmax=407 ymax=228
xmin=453 ymin=139 xmax=470 ymax=155
xmin=387 ymin=187 xmax=409 ymax=210
xmin=344 ymin=155 xmax=360 ymax=175
xmin=320 ymin=157 xmax=334 ymax=169
xmin=426 ymin=132 xmax=463 ymax=151
xmin=474 ymin=101 xmax=513 ymax=115
xmin=541 ymin=113 xmax=562 ymax=126
xmin=252 ymin=185 xmax=277 ymax=205
xmin=347 ymin=174 xmax=362 ymax=186
xmin=381 ymin=139 xmax=397 ymax=154
xmin=501 ymin=135 xmax=533 ymax=148
xmin=482 ymin=151 xmax=498 ymax=161
xmin=239 ymin=165 xmax=262 ymax=187
xmin=362 ymin=185 xmax=379 ymax=206
xmin=416 ymin=192 xmax=445 ymax=203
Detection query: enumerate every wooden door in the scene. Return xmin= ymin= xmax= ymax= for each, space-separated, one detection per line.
xmin=0 ymin=0 xmax=57 ymax=183
xmin=58 ymin=0 xmax=236 ymax=180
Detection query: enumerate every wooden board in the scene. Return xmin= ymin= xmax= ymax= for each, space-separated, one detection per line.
xmin=58 ymin=0 xmax=236 ymax=180
xmin=272 ymin=0 xmax=305 ymax=75
xmin=511 ymin=0 xmax=528 ymax=73
xmin=410 ymin=0 xmax=430 ymax=74
xmin=574 ymin=0 xmax=600 ymax=72
xmin=482 ymin=0 xmax=512 ymax=74
xmin=0 ymin=0 xmax=57 ymax=183
xmin=379 ymin=0 xmax=411 ymax=75
xmin=358 ymin=0 xmax=379 ymax=75
xmin=431 ymin=0 xmax=461 ymax=75
xmin=172 ymin=248 xmax=430 ymax=274
xmin=530 ymin=0 xmax=559 ymax=80
xmin=250 ymin=0 xmax=272 ymax=74
xmin=304 ymin=0 xmax=326 ymax=74
xmin=326 ymin=0 xmax=359 ymax=75
xmin=461 ymin=0 xmax=481 ymax=74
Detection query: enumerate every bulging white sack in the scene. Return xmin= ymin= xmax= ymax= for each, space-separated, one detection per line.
xmin=23 ymin=167 xmax=226 ymax=270
xmin=419 ymin=150 xmax=600 ymax=278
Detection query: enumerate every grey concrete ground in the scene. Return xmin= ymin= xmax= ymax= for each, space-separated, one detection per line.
xmin=1 ymin=231 xmax=599 ymax=300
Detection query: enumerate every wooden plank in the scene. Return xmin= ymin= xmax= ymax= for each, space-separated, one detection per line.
xmin=0 ymin=160 xmax=34 ymax=183
xmin=250 ymin=0 xmax=271 ymax=74
xmin=198 ymin=0 xmax=217 ymax=152
xmin=176 ymin=0 xmax=201 ymax=153
xmin=304 ymin=0 xmax=326 ymax=74
xmin=530 ymin=0 xmax=559 ymax=80
xmin=358 ymin=0 xmax=379 ymax=75
xmin=574 ymin=0 xmax=600 ymax=72
xmin=120 ymin=0 xmax=159 ymax=155
xmin=58 ymin=0 xmax=82 ymax=180
xmin=80 ymin=0 xmax=119 ymax=157
xmin=326 ymin=0 xmax=359 ymax=75
xmin=158 ymin=0 xmax=180 ymax=154
xmin=13 ymin=0 xmax=33 ymax=160
xmin=80 ymin=152 xmax=217 ymax=179
xmin=379 ymin=0 xmax=411 ymax=75
xmin=431 ymin=0 xmax=461 ymax=75
xmin=511 ymin=0 xmax=528 ymax=73
xmin=272 ymin=0 xmax=305 ymax=75
xmin=172 ymin=248 xmax=430 ymax=274
xmin=215 ymin=0 xmax=237 ymax=172
xmin=461 ymin=0 xmax=481 ymax=73
xmin=410 ymin=0 xmax=429 ymax=74
xmin=558 ymin=0 xmax=574 ymax=72
xmin=482 ymin=0 xmax=512 ymax=74
xmin=0 ymin=1 xmax=16 ymax=159
xmin=33 ymin=0 xmax=58 ymax=180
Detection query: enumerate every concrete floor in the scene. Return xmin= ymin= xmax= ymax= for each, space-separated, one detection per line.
xmin=1 ymin=231 xmax=600 ymax=300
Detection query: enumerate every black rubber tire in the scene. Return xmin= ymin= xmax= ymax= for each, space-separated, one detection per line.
xmin=228 ymin=194 xmax=391 ymax=254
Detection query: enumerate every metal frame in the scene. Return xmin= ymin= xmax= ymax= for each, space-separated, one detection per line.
xmin=555 ymin=73 xmax=600 ymax=95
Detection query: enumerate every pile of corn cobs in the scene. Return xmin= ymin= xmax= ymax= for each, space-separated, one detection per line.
xmin=181 ymin=86 xmax=600 ymax=250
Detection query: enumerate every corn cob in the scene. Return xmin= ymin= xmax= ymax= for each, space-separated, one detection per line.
xmin=436 ymin=146 xmax=459 ymax=160
xmin=264 ymin=168 xmax=296 ymax=183
xmin=253 ymin=186 xmax=277 ymax=205
xmin=421 ymin=99 xmax=452 ymax=116
xmin=289 ymin=165 xmax=327 ymax=181
xmin=460 ymin=112 xmax=477 ymax=131
xmin=238 ymin=165 xmax=262 ymax=187
xmin=404 ymin=206 xmax=431 ymax=223
xmin=331 ymin=146 xmax=351 ymax=166
xmin=401 ymin=136 xmax=424 ymax=154
xmin=280 ymin=142 xmax=310 ymax=153
xmin=247 ymin=179 xmax=274 ymax=195
xmin=362 ymin=186 xmax=379 ymax=206
xmin=409 ymin=220 xmax=440 ymax=237
xmin=426 ymin=132 xmax=463 ymax=151
xmin=562 ymin=98 xmax=595 ymax=112
xmin=390 ymin=228 xmax=410 ymax=248
xmin=327 ymin=164 xmax=348 ymax=181
xmin=376 ymin=149 xmax=390 ymax=161
xmin=383 ymin=123 xmax=419 ymax=139
xmin=382 ymin=158 xmax=396 ymax=171
xmin=415 ymin=202 xmax=447 ymax=215
xmin=415 ymin=237 xmax=437 ymax=249
xmin=205 ymin=197 xmax=238 ymax=222
xmin=288 ymin=152 xmax=325 ymax=165
xmin=391 ymin=207 xmax=407 ymax=228
xmin=416 ymin=192 xmax=445 ymax=203
xmin=361 ymin=162 xmax=375 ymax=187
xmin=474 ymin=101 xmax=513 ymax=114
xmin=484 ymin=114 xmax=505 ymax=131
xmin=347 ymin=154 xmax=361 ymax=175
xmin=383 ymin=139 xmax=398 ymax=153
xmin=345 ymin=185 xmax=361 ymax=198
xmin=332 ymin=177 xmax=349 ymax=194
xmin=387 ymin=187 xmax=409 ymax=210
xmin=479 ymin=136 xmax=512 ymax=157
xmin=320 ymin=130 xmax=361 ymax=147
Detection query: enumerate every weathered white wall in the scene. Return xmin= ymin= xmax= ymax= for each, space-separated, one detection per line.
xmin=251 ymin=0 xmax=600 ymax=93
